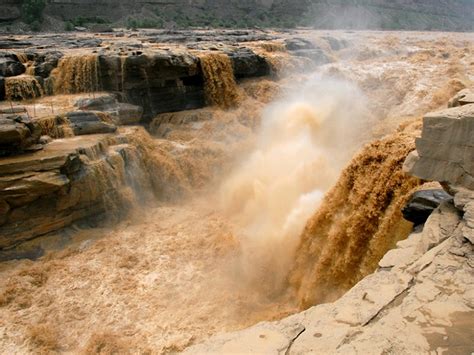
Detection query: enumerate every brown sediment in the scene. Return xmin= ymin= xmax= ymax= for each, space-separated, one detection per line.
xmin=289 ymin=129 xmax=422 ymax=308
xmin=52 ymin=55 xmax=100 ymax=95
xmin=5 ymin=75 xmax=43 ymax=101
xmin=199 ymin=53 xmax=240 ymax=109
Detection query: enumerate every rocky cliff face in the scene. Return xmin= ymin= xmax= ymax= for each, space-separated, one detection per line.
xmin=0 ymin=126 xmax=161 ymax=260
xmin=405 ymin=101 xmax=474 ymax=191
xmin=1 ymin=0 xmax=473 ymax=31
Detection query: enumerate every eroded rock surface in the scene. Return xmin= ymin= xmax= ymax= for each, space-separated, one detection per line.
xmin=404 ymin=103 xmax=474 ymax=190
xmin=402 ymin=189 xmax=453 ymax=225
xmin=0 ymin=115 xmax=42 ymax=156
xmin=185 ymin=200 xmax=473 ymax=354
xmin=0 ymin=127 xmax=158 ymax=259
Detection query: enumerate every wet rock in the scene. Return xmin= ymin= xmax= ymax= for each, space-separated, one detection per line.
xmin=285 ymin=37 xmax=315 ymax=50
xmin=0 ymin=76 xmax=4 ymax=101
xmin=65 ymin=111 xmax=117 ymax=135
xmin=0 ymin=128 xmax=159 ymax=256
xmin=402 ymin=189 xmax=453 ymax=225
xmin=74 ymin=94 xmax=143 ymax=125
xmin=114 ymin=103 xmax=143 ymax=125
xmin=118 ymin=53 xmax=205 ymax=120
xmin=448 ymin=88 xmax=474 ymax=107
xmin=227 ymin=48 xmax=270 ymax=78
xmin=39 ymin=135 xmax=53 ymax=145
xmin=322 ymin=36 xmax=348 ymax=51
xmin=0 ymin=55 xmax=25 ymax=77
xmin=75 ymin=94 xmax=117 ymax=111
xmin=290 ymin=49 xmax=332 ymax=65
xmin=0 ymin=246 xmax=44 ymax=262
xmin=0 ymin=115 xmax=42 ymax=157
xmin=0 ymin=171 xmax=69 ymax=208
xmin=0 ymin=39 xmax=33 ymax=49
xmin=33 ymin=51 xmax=63 ymax=78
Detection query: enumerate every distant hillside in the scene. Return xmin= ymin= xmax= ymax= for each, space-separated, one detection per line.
xmin=1 ymin=0 xmax=473 ymax=32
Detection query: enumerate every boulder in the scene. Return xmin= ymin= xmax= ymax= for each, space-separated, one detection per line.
xmin=0 ymin=115 xmax=42 ymax=157
xmin=65 ymin=111 xmax=117 ymax=135
xmin=74 ymin=94 xmax=143 ymax=125
xmin=448 ymin=88 xmax=474 ymax=107
xmin=322 ymin=36 xmax=348 ymax=51
xmin=227 ymin=48 xmax=270 ymax=78
xmin=33 ymin=51 xmax=63 ymax=78
xmin=290 ymin=48 xmax=332 ymax=65
xmin=285 ymin=37 xmax=315 ymax=50
xmin=402 ymin=189 xmax=453 ymax=225
xmin=0 ymin=55 xmax=25 ymax=77
xmin=404 ymin=104 xmax=474 ymax=190
xmin=117 ymin=53 xmax=205 ymax=120
xmin=75 ymin=94 xmax=117 ymax=111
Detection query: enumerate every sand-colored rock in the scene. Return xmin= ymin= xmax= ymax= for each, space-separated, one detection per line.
xmin=404 ymin=104 xmax=474 ymax=190
xmin=185 ymin=200 xmax=473 ymax=354
xmin=448 ymin=88 xmax=474 ymax=107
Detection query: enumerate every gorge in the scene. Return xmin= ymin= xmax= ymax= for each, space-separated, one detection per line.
xmin=0 ymin=28 xmax=473 ymax=354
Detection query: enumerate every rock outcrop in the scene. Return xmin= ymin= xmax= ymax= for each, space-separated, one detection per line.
xmin=402 ymin=189 xmax=453 ymax=226
xmin=185 ymin=199 xmax=473 ymax=354
xmin=404 ymin=104 xmax=474 ymax=190
xmin=0 ymin=127 xmax=159 ymax=260
xmin=0 ymin=36 xmax=279 ymax=121
xmin=0 ymin=114 xmax=42 ymax=157
xmin=74 ymin=94 xmax=143 ymax=125
xmin=449 ymin=88 xmax=474 ymax=108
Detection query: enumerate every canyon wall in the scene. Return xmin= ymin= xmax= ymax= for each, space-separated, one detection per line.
xmin=1 ymin=0 xmax=473 ymax=31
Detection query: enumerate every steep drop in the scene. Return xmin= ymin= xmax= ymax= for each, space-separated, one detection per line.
xmin=289 ymin=129 xmax=422 ymax=308
xmin=219 ymin=76 xmax=371 ymax=294
xmin=199 ymin=53 xmax=240 ymax=109
xmin=52 ymin=55 xmax=100 ymax=94
xmin=5 ymin=75 xmax=43 ymax=101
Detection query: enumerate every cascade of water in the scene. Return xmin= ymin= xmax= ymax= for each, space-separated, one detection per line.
xmin=52 ymin=55 xmax=100 ymax=94
xmin=5 ymin=75 xmax=44 ymax=101
xmin=289 ymin=130 xmax=421 ymax=308
xmin=199 ymin=53 xmax=240 ymax=109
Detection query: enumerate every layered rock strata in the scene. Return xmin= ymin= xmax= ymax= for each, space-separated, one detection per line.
xmin=0 ymin=127 xmax=158 ymax=260
xmin=404 ymin=104 xmax=474 ymax=190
